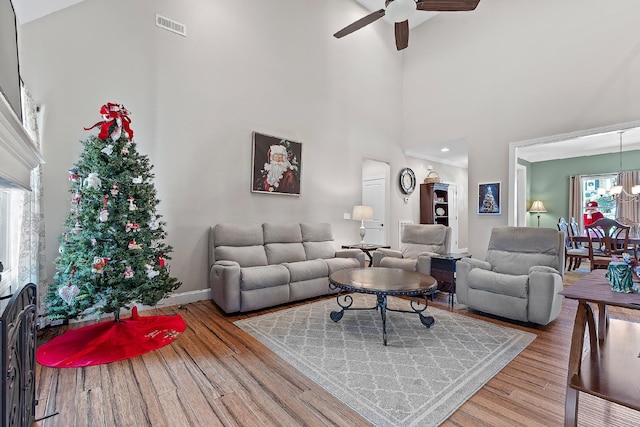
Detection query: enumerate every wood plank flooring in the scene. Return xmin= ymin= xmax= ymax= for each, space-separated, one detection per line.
xmin=35 ymin=269 xmax=640 ymax=426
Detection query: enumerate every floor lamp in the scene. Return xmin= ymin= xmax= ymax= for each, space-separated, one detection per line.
xmin=529 ymin=200 xmax=546 ymax=227
xmin=352 ymin=205 xmax=373 ymax=245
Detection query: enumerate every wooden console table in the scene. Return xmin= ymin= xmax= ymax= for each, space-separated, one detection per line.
xmin=560 ymin=269 xmax=640 ymax=426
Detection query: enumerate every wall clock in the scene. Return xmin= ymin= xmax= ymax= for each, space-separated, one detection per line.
xmin=399 ymin=168 xmax=416 ymax=195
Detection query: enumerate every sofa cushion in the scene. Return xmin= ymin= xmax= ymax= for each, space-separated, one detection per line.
xmin=265 ymin=243 xmax=306 ymax=264
xmin=215 ymin=246 xmax=268 ymax=268
xmin=304 ymin=241 xmax=336 ymax=260
xmin=214 ymin=223 xmax=264 ymax=246
xmin=300 ymin=223 xmax=334 ymax=242
xmin=263 ymin=223 xmax=303 ymax=243
xmin=325 ymin=257 xmax=361 ymax=274
xmin=468 ymin=268 xmax=528 ymax=298
xmin=240 ymin=265 xmax=290 ymax=291
xmin=284 ymin=259 xmax=328 ymax=282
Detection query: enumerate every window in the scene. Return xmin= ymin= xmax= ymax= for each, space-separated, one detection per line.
xmin=581 ymin=174 xmax=618 ymax=220
xmin=0 ymin=189 xmax=9 ymax=292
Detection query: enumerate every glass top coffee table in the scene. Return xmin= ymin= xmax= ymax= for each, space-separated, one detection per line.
xmin=328 ymin=267 xmax=438 ymax=345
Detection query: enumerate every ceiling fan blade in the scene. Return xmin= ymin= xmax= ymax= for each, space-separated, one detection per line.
xmin=416 ymin=0 xmax=480 ymax=11
xmin=395 ymin=20 xmax=409 ymax=51
xmin=334 ymin=9 xmax=386 ymax=38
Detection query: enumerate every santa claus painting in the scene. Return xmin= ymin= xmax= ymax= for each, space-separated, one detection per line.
xmin=252 ymin=132 xmax=301 ymax=195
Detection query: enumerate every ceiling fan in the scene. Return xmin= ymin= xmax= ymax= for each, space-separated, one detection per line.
xmin=334 ymin=0 xmax=480 ymax=51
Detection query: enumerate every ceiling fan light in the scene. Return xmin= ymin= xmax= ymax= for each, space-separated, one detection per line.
xmin=386 ymin=0 xmax=416 ymax=22
xmin=632 ymin=185 xmax=640 ymax=195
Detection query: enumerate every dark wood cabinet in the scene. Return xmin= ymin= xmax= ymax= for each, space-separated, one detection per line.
xmin=420 ymin=182 xmax=449 ymax=226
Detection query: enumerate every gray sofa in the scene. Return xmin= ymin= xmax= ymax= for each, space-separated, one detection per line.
xmin=456 ymin=226 xmax=564 ymax=325
xmin=208 ymin=223 xmax=365 ymax=313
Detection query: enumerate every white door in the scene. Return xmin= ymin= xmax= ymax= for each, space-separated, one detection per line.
xmin=363 ymin=177 xmax=386 ymax=245
xmin=447 ymin=183 xmax=458 ymax=253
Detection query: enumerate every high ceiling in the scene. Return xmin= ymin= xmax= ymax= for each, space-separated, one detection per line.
xmin=11 ymin=0 xmax=83 ymax=24
xmin=13 ymin=0 xmax=639 ymax=168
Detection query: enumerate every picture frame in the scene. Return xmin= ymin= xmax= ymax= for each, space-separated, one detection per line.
xmin=478 ymin=182 xmax=501 ymax=215
xmin=251 ymin=131 xmax=302 ymax=196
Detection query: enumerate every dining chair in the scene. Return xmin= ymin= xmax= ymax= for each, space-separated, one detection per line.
xmin=585 ymin=218 xmax=631 ymax=270
xmin=558 ymin=218 xmax=589 ymax=270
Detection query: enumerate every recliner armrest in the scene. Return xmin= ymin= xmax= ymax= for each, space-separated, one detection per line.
xmin=529 ymin=265 xmax=561 ymax=276
xmin=460 ymin=258 xmax=492 ymax=270
xmin=372 ymin=248 xmax=402 ymax=267
xmin=335 ymin=249 xmax=366 ymax=267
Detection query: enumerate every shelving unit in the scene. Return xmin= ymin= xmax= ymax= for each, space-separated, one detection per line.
xmin=420 ymin=182 xmax=449 ymax=226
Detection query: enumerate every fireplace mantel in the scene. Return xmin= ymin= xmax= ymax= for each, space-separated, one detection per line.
xmin=0 ymin=95 xmax=43 ymax=190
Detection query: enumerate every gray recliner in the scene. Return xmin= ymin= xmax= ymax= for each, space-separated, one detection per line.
xmin=372 ymin=224 xmax=451 ymax=274
xmin=456 ymin=226 xmax=564 ymax=325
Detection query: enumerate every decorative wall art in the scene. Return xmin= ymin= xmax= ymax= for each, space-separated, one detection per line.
xmin=478 ymin=182 xmax=501 ymax=215
xmin=251 ymin=132 xmax=302 ymax=196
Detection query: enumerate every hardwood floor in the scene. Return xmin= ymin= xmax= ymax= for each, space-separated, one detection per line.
xmin=35 ymin=269 xmax=640 ymax=426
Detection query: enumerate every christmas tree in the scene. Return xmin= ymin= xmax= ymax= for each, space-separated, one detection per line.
xmin=481 ymin=186 xmax=499 ymax=213
xmin=46 ymin=103 xmax=181 ymax=321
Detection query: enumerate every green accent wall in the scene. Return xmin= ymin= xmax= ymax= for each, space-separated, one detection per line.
xmin=527 ymin=150 xmax=640 ymax=228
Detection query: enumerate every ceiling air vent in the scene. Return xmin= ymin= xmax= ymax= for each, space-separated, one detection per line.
xmin=155 ymin=14 xmax=186 ymax=37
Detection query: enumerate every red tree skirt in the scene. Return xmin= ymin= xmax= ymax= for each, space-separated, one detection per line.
xmin=36 ymin=307 xmax=186 ymax=368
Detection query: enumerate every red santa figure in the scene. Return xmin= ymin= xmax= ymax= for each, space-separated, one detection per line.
xmin=259 ymin=144 xmax=299 ymax=194
xmin=583 ymin=200 xmax=604 ymax=228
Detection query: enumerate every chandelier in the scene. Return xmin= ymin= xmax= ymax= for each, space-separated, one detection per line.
xmin=597 ymin=130 xmax=640 ymax=202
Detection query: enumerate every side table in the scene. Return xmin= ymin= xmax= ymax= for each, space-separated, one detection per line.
xmin=341 ymin=244 xmax=391 ymax=267
xmin=429 ymin=253 xmax=470 ymax=307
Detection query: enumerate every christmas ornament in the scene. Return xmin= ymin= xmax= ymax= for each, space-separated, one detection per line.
xmin=101 ymin=144 xmax=114 ymax=156
xmin=59 ymin=267 xmax=80 ymax=304
xmin=128 ymin=240 xmax=142 ymax=250
xmin=73 ymin=221 xmax=83 ymax=234
xmin=121 ymin=143 xmax=130 ymax=155
xmin=91 ymin=257 xmax=109 ymax=274
xmin=110 ymin=183 xmax=119 ymax=196
xmin=145 ymin=264 xmax=160 ymax=279
xmin=132 ymin=175 xmax=143 ymax=184
xmin=68 ymin=167 xmax=81 ymax=182
xmin=127 ymin=196 xmax=137 ymax=211
xmin=91 ymin=238 xmax=97 ymax=246
xmin=158 ymin=255 xmax=165 ymax=267
xmin=123 ymin=266 xmax=134 ymax=279
xmin=99 ymin=196 xmax=109 ymax=222
xmin=125 ymin=221 xmax=140 ymax=232
xmin=58 ymin=283 xmax=81 ymax=304
xmin=84 ymin=172 xmax=102 ymax=189
xmin=58 ymin=245 xmax=64 ymax=254
xmin=72 ymin=191 xmax=82 ymax=205
xmin=84 ymin=103 xmax=134 ymax=141
xmin=148 ymin=214 xmax=159 ymax=230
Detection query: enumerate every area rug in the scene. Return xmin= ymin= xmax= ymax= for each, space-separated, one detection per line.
xmin=235 ymin=294 xmax=536 ymax=427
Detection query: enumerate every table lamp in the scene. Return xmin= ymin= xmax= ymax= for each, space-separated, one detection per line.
xmin=529 ymin=200 xmax=547 ymax=227
xmin=352 ymin=205 xmax=373 ymax=245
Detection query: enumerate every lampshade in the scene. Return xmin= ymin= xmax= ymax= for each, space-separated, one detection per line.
xmin=633 ymin=185 xmax=640 ymax=195
xmin=529 ymin=200 xmax=546 ymax=213
xmin=385 ymin=0 xmax=416 ymax=22
xmin=352 ymin=205 xmax=373 ymax=221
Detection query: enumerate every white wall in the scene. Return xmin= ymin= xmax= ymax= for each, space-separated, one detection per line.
xmin=403 ymin=0 xmax=640 ymax=258
xmin=18 ymin=0 xmax=419 ymax=294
